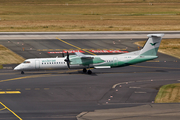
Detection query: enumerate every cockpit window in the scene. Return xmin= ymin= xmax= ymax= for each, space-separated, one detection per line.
xmin=23 ymin=61 xmax=30 ymax=63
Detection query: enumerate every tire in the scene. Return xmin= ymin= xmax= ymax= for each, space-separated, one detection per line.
xmin=83 ymin=68 xmax=87 ymax=73
xmin=87 ymin=70 xmax=92 ymax=74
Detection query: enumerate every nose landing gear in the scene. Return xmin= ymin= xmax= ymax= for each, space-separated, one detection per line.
xmin=21 ymin=71 xmax=24 ymax=74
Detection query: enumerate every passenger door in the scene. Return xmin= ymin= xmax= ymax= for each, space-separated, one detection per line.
xmin=35 ymin=60 xmax=40 ymax=69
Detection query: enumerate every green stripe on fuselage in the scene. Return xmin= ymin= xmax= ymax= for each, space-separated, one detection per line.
xmin=96 ymin=55 xmax=158 ymax=68
xmin=127 ymin=56 xmax=158 ymax=64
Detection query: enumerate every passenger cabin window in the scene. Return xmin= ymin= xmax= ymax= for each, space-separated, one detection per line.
xmin=23 ymin=61 xmax=30 ymax=63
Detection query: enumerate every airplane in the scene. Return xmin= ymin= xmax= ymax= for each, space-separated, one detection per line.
xmin=14 ymin=34 xmax=164 ymax=74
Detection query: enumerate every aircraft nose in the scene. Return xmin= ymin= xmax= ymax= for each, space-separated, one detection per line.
xmin=14 ymin=65 xmax=21 ymax=71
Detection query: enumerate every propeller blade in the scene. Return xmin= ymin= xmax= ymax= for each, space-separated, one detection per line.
xmin=67 ymin=61 xmax=70 ymax=69
xmin=67 ymin=51 xmax=69 ymax=60
xmin=62 ymin=53 xmax=64 ymax=57
xmin=64 ymin=51 xmax=70 ymax=69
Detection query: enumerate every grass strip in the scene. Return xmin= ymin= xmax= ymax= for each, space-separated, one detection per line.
xmin=0 ymin=65 xmax=3 ymax=69
xmin=155 ymin=83 xmax=180 ymax=103
xmin=0 ymin=45 xmax=24 ymax=64
xmin=0 ymin=1 xmax=180 ymax=31
xmin=1 ymin=0 xmax=180 ymax=4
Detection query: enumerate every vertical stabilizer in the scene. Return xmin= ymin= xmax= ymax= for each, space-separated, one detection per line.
xmin=140 ymin=34 xmax=164 ymax=56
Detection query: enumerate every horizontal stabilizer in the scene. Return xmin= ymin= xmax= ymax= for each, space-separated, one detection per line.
xmin=147 ymin=34 xmax=164 ymax=38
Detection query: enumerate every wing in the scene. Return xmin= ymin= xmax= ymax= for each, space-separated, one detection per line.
xmin=75 ymin=52 xmax=85 ymax=57
xmin=70 ymin=52 xmax=104 ymax=65
xmin=75 ymin=52 xmax=94 ymax=59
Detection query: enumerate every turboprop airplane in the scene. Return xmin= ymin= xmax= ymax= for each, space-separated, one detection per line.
xmin=14 ymin=34 xmax=164 ymax=74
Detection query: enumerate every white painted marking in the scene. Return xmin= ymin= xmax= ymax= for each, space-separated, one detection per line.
xmin=177 ymin=80 xmax=180 ymax=81
xmin=128 ymin=81 xmax=135 ymax=83
xmin=135 ymin=92 xmax=147 ymax=94
xmin=129 ymin=87 xmax=141 ymax=89
xmin=112 ymin=82 xmax=127 ymax=88
xmin=76 ymin=112 xmax=88 ymax=118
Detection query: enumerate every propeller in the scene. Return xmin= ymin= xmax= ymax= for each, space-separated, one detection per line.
xmin=64 ymin=52 xmax=70 ymax=69
xmin=62 ymin=53 xmax=64 ymax=57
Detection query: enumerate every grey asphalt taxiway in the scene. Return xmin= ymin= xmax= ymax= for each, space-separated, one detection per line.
xmin=0 ymin=32 xmax=180 ymax=120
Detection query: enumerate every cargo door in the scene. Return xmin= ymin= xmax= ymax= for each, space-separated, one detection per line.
xmin=113 ymin=57 xmax=118 ymax=66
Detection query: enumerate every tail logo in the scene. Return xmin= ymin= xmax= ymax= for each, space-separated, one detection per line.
xmin=150 ymin=42 xmax=158 ymax=46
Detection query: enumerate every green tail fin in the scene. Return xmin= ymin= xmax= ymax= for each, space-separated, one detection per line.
xmin=140 ymin=34 xmax=164 ymax=56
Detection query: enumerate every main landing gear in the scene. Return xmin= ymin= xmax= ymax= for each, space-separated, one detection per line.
xmin=83 ymin=68 xmax=92 ymax=74
xmin=83 ymin=68 xmax=87 ymax=73
xmin=21 ymin=71 xmax=24 ymax=74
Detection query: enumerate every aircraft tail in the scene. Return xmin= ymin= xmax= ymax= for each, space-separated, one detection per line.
xmin=139 ymin=34 xmax=164 ymax=56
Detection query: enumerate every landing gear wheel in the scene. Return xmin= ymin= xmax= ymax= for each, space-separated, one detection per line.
xmin=83 ymin=68 xmax=87 ymax=73
xmin=21 ymin=71 xmax=24 ymax=74
xmin=87 ymin=70 xmax=92 ymax=74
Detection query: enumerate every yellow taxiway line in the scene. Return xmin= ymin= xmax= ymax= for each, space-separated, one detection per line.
xmin=0 ymin=74 xmax=50 ymax=83
xmin=0 ymin=108 xmax=6 ymax=111
xmin=0 ymin=102 xmax=22 ymax=120
xmin=0 ymin=69 xmax=80 ymax=83
xmin=56 ymin=37 xmax=96 ymax=55
xmin=0 ymin=91 xmax=21 ymax=94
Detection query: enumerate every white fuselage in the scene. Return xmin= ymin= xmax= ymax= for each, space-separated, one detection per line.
xmin=14 ymin=53 xmax=146 ymax=71
xmin=14 ymin=57 xmax=83 ymax=71
xmin=13 ymin=34 xmax=164 ymax=72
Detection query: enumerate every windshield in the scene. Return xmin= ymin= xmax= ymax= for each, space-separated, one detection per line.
xmin=23 ymin=61 xmax=30 ymax=63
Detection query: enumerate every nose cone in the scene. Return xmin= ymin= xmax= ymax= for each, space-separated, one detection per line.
xmin=14 ymin=65 xmax=22 ymax=71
